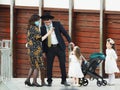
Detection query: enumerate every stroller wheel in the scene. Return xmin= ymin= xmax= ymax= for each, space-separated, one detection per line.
xmin=102 ymin=80 xmax=107 ymax=86
xmin=79 ymin=78 xmax=83 ymax=86
xmin=83 ymin=79 xmax=88 ymax=86
xmin=97 ymin=80 xmax=102 ymax=87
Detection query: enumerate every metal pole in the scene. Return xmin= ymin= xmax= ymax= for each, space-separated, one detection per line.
xmin=39 ymin=0 xmax=44 ymax=28
xmin=10 ymin=0 xmax=15 ymax=78
xmin=69 ymin=0 xmax=74 ymax=38
xmin=99 ymin=0 xmax=105 ymax=76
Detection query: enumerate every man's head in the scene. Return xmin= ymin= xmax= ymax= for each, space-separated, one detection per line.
xmin=40 ymin=12 xmax=54 ymax=26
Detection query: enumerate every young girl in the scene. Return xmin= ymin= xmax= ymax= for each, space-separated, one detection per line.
xmin=105 ymin=38 xmax=120 ymax=85
xmin=68 ymin=46 xmax=84 ymax=86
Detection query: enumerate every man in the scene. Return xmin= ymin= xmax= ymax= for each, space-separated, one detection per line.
xmin=40 ymin=13 xmax=72 ymax=86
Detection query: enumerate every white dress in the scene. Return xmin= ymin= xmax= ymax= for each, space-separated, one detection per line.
xmin=68 ymin=54 xmax=84 ymax=78
xmin=105 ymin=49 xmax=119 ymax=74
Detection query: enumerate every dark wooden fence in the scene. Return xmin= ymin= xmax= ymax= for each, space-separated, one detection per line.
xmin=0 ymin=6 xmax=120 ymax=78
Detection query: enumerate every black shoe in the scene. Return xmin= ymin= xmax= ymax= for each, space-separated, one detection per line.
xmin=47 ymin=83 xmax=52 ymax=87
xmin=24 ymin=80 xmax=32 ymax=86
xmin=61 ymin=82 xmax=70 ymax=86
xmin=32 ymin=83 xmax=42 ymax=87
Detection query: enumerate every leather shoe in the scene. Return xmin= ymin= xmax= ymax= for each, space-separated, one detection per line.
xmin=47 ymin=83 xmax=52 ymax=87
xmin=24 ymin=80 xmax=32 ymax=86
xmin=41 ymin=83 xmax=48 ymax=86
xmin=32 ymin=83 xmax=42 ymax=87
xmin=61 ymin=82 xmax=70 ymax=86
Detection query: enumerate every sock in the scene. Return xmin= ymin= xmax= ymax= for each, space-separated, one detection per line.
xmin=110 ymin=74 xmax=115 ymax=84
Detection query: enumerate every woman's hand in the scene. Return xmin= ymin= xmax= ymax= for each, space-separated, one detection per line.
xmin=48 ymin=27 xmax=55 ymax=34
xmin=42 ymin=27 xmax=55 ymax=41
xmin=25 ymin=43 xmax=28 ymax=48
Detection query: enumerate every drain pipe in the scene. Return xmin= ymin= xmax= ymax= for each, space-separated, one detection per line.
xmin=39 ymin=0 xmax=44 ymax=28
xmin=69 ymin=0 xmax=74 ymax=38
xmin=10 ymin=0 xmax=15 ymax=78
xmin=99 ymin=0 xmax=105 ymax=76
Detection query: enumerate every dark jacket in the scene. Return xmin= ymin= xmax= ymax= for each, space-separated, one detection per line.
xmin=41 ymin=21 xmax=71 ymax=53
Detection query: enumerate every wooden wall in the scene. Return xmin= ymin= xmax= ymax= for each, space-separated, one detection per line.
xmin=73 ymin=12 xmax=100 ymax=58
xmin=0 ymin=6 xmax=120 ymax=78
xmin=105 ymin=12 xmax=120 ymax=77
xmin=0 ymin=6 xmax=10 ymax=40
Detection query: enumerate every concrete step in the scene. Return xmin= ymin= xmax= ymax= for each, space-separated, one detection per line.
xmin=0 ymin=80 xmax=19 ymax=90
xmin=0 ymin=82 xmax=9 ymax=90
xmin=0 ymin=78 xmax=120 ymax=90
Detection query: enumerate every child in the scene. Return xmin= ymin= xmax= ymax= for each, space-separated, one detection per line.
xmin=68 ymin=46 xmax=84 ymax=86
xmin=105 ymin=38 xmax=120 ymax=85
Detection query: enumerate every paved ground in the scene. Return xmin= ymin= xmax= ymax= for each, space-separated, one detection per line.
xmin=0 ymin=78 xmax=120 ymax=90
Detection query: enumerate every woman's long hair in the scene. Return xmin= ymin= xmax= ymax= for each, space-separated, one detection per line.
xmin=27 ymin=14 xmax=40 ymax=30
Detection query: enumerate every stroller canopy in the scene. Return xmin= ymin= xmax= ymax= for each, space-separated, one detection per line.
xmin=90 ymin=53 xmax=105 ymax=60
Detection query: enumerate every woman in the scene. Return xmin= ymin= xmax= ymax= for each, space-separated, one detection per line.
xmin=24 ymin=14 xmax=54 ymax=87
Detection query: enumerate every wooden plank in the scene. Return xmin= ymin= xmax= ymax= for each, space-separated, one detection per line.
xmin=17 ymin=34 xmax=27 ymax=39
xmin=76 ymin=22 xmax=99 ymax=28
xmin=16 ymin=53 xmax=29 ymax=60
xmin=16 ymin=49 xmax=28 ymax=54
xmin=107 ymin=34 xmax=120 ymax=38
xmin=107 ymin=22 xmax=120 ymax=29
xmin=75 ymin=13 xmax=99 ymax=21
xmin=75 ymin=37 xmax=100 ymax=43
xmin=74 ymin=32 xmax=100 ymax=38
xmin=75 ymin=42 xmax=100 ymax=49
xmin=16 ymin=39 xmax=27 ymax=44
xmin=108 ymin=29 xmax=120 ymax=34
xmin=16 ymin=43 xmax=27 ymax=49
xmin=80 ymin=48 xmax=100 ymax=53
xmin=0 ymin=8 xmax=10 ymax=40
xmin=16 ymin=59 xmax=30 ymax=64
xmin=106 ymin=14 xmax=120 ymax=19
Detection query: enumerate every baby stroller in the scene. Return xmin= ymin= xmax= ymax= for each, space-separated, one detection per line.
xmin=79 ymin=53 xmax=107 ymax=87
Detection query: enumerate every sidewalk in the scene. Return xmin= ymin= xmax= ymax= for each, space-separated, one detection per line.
xmin=0 ymin=78 xmax=120 ymax=90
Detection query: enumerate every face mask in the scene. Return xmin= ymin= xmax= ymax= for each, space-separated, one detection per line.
xmin=35 ymin=21 xmax=39 ymax=26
